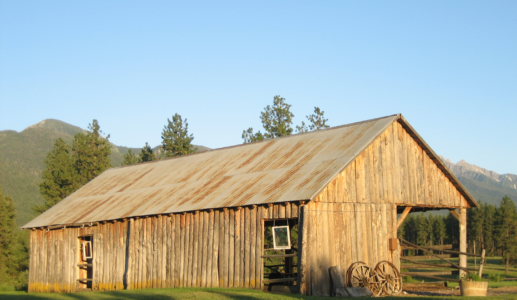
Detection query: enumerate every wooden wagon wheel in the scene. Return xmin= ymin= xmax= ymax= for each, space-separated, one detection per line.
xmin=374 ymin=261 xmax=402 ymax=295
xmin=346 ymin=262 xmax=382 ymax=296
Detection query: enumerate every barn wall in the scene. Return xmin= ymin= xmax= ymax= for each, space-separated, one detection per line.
xmin=299 ymin=201 xmax=396 ymax=296
xmin=316 ymin=121 xmax=469 ymax=208
xmin=28 ymin=202 xmax=301 ymax=293
xmin=28 ymin=221 xmax=127 ymax=293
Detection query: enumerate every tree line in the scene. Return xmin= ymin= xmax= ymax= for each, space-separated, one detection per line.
xmin=398 ymin=196 xmax=517 ymax=274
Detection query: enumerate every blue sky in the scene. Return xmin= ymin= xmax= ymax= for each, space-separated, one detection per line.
xmin=1 ymin=1 xmax=516 ymax=174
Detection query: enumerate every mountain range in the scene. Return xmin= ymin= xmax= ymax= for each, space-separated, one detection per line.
xmin=441 ymin=157 xmax=517 ymax=207
xmin=0 ymin=119 xmax=515 ymax=227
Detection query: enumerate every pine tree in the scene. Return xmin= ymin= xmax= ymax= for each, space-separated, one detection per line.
xmin=495 ymin=196 xmax=517 ymax=274
xmin=296 ymin=107 xmax=330 ymax=133
xmin=243 ymin=96 xmax=294 ymax=143
xmin=139 ymin=142 xmax=156 ymax=162
xmin=161 ymin=114 xmax=197 ymax=157
xmin=72 ymin=120 xmax=112 ymax=185
xmin=33 ymin=138 xmax=79 ymax=214
xmin=482 ymin=203 xmax=496 ymax=255
xmin=0 ymin=188 xmax=17 ymax=282
xmin=243 ymin=97 xmax=330 ymax=142
xmin=416 ymin=212 xmax=431 ymax=246
xmin=433 ymin=216 xmax=447 ymax=246
xmin=121 ymin=149 xmax=141 ymax=166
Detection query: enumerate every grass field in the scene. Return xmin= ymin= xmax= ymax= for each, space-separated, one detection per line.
xmin=403 ymin=256 xmax=517 ymax=288
xmin=1 ymin=287 xmax=517 ymax=300
xmin=1 ymin=257 xmax=516 ymax=300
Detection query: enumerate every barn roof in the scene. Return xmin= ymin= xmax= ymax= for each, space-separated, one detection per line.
xmin=23 ymin=114 xmax=478 ymax=228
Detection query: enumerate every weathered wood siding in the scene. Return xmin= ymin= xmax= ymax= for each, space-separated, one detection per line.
xmin=28 ymin=221 xmax=127 ymax=293
xmin=28 ymin=202 xmax=301 ymax=293
xmin=316 ymin=121 xmax=470 ymax=208
xmin=298 ymin=121 xmax=471 ymax=296
xmin=299 ymin=201 xmax=396 ymax=296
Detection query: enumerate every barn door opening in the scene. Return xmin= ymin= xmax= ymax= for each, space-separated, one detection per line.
xmin=77 ymin=235 xmax=93 ymax=291
xmin=262 ymin=218 xmax=298 ymax=291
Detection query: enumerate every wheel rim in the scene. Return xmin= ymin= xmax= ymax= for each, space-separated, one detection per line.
xmin=374 ymin=261 xmax=402 ymax=295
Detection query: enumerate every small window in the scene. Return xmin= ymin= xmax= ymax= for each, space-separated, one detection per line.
xmin=82 ymin=241 xmax=92 ymax=260
xmin=272 ymin=226 xmax=291 ymax=250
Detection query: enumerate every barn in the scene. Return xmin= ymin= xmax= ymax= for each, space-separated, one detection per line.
xmin=22 ymin=114 xmax=479 ymax=296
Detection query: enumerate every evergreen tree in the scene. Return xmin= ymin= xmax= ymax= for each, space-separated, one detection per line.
xmin=139 ymin=142 xmax=156 ymax=162
xmin=296 ymin=107 xmax=330 ymax=133
xmin=494 ymin=196 xmax=517 ymax=274
xmin=73 ymin=120 xmax=112 ymax=185
xmin=243 ymin=97 xmax=330 ymax=142
xmin=433 ymin=215 xmax=447 ymax=246
xmin=243 ymin=96 xmax=294 ymax=143
xmin=416 ymin=212 xmax=431 ymax=246
xmin=33 ymin=138 xmax=79 ymax=214
xmin=0 ymin=188 xmax=17 ymax=283
xmin=482 ymin=203 xmax=496 ymax=255
xmin=121 ymin=149 xmax=141 ymax=166
xmin=161 ymin=114 xmax=197 ymax=157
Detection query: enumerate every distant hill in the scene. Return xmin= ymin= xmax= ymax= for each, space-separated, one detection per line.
xmin=0 ymin=119 xmax=209 ymax=227
xmin=441 ymin=157 xmax=517 ymax=207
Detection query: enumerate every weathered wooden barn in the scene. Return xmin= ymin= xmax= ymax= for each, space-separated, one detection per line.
xmin=23 ymin=114 xmax=479 ymax=296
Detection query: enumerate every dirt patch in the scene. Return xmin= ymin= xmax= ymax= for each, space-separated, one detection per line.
xmin=400 ymin=283 xmax=517 ymax=297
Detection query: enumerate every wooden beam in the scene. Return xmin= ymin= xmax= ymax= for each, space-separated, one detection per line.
xmin=261 ymin=254 xmax=298 ymax=258
xmin=459 ymin=208 xmax=467 ymax=279
xmin=400 ymin=272 xmax=460 ymax=282
xmin=263 ymin=277 xmax=297 ymax=284
xmin=449 ymin=209 xmax=460 ymax=221
xmin=397 ymin=207 xmax=412 ymax=229
xmin=400 ymin=239 xmax=469 ymax=272
xmin=404 ymin=271 xmax=458 ymax=276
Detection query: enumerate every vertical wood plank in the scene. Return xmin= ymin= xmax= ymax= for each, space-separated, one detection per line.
xmin=299 ymin=203 xmax=309 ymax=295
xmin=228 ymin=209 xmax=235 ymax=288
xmin=186 ymin=213 xmax=193 ymax=287
xmin=244 ymin=207 xmax=250 ymax=288
xmin=240 ymin=206 xmax=245 ymax=286
xmin=218 ymin=209 xmax=224 ymax=287
xmin=391 ymin=122 xmax=401 ymax=203
xmin=256 ymin=206 xmax=263 ymax=289
xmin=199 ymin=211 xmax=208 ymax=287
xmin=166 ymin=215 xmax=172 ymax=287
xmin=234 ymin=208 xmax=241 ymax=287
xmin=250 ymin=206 xmax=257 ymax=288
xmin=356 ymin=153 xmax=366 ymax=203
xmin=192 ymin=213 xmax=199 ymax=287
xmin=292 ymin=201 xmax=299 ymax=218
xmin=206 ymin=211 xmax=214 ymax=287
xmin=212 ymin=210 xmax=220 ymax=287
xmin=223 ymin=208 xmax=230 ymax=287
xmin=174 ymin=215 xmax=180 ymax=288
xmin=279 ymin=203 xmax=286 ymax=218
xmin=179 ymin=214 xmax=185 ymax=287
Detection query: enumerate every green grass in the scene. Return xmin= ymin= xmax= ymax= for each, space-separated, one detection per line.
xmin=2 ymin=256 xmax=516 ymax=299
xmin=0 ymin=287 xmax=516 ymax=300
xmin=403 ymin=256 xmax=517 ymax=288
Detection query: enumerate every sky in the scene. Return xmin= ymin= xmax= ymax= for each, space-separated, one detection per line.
xmin=1 ymin=1 xmax=516 ymax=175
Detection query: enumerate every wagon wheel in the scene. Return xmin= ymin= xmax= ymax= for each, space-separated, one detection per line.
xmin=346 ymin=262 xmax=382 ymax=296
xmin=374 ymin=261 xmax=402 ymax=295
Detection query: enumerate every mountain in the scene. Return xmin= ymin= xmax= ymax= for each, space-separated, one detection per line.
xmin=441 ymin=157 xmax=517 ymax=207
xmin=0 ymin=119 xmax=209 ymax=227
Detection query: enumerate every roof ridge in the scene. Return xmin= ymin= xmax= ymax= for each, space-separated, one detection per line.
xmin=112 ymin=113 xmax=401 ymax=170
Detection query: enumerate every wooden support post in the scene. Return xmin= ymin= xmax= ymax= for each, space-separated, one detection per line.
xmin=396 ymin=207 xmax=412 ymax=230
xmin=459 ymin=208 xmax=467 ymax=279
